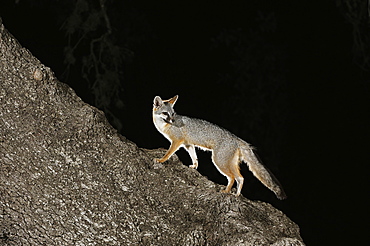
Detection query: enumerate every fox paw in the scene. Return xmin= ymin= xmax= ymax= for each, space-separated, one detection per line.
xmin=189 ymin=164 xmax=198 ymax=169
xmin=153 ymin=158 xmax=164 ymax=169
xmin=220 ymin=189 xmax=240 ymax=197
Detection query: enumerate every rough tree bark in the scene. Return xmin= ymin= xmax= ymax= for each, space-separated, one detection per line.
xmin=0 ymin=18 xmax=305 ymax=246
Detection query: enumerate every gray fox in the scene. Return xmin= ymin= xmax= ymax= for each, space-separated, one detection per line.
xmin=153 ymin=95 xmax=287 ymax=200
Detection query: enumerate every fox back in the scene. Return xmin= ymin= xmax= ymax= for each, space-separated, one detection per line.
xmin=153 ymin=96 xmax=240 ymax=148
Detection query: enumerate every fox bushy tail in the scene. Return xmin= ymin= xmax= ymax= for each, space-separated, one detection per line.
xmin=240 ymin=143 xmax=287 ymax=200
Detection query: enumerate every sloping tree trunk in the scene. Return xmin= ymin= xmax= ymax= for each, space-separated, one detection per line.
xmin=0 ymin=18 xmax=304 ymax=245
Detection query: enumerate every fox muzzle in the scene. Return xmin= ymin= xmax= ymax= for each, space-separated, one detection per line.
xmin=164 ymin=113 xmax=176 ymax=124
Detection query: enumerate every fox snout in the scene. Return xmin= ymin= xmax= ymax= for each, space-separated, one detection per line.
xmin=162 ymin=112 xmax=176 ymax=124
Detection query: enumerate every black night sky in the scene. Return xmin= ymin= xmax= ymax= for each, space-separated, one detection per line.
xmin=1 ymin=1 xmax=369 ymax=245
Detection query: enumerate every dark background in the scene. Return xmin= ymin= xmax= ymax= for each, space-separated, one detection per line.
xmin=1 ymin=0 xmax=369 ymax=245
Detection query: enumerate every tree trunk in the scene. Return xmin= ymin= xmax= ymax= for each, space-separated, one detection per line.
xmin=0 ymin=18 xmax=304 ymax=246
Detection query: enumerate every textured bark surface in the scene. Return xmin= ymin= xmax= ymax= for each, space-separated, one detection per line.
xmin=0 ymin=18 xmax=305 ymax=245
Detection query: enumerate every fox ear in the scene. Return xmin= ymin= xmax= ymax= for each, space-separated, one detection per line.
xmin=168 ymin=95 xmax=178 ymax=106
xmin=153 ymin=96 xmax=163 ymax=108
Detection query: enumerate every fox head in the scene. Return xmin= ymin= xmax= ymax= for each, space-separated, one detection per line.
xmin=153 ymin=95 xmax=178 ymax=124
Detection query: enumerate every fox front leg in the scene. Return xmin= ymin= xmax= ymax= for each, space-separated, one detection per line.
xmin=154 ymin=140 xmax=183 ymax=163
xmin=184 ymin=144 xmax=198 ymax=169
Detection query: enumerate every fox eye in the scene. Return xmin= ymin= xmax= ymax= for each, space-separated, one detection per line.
xmin=162 ymin=112 xmax=169 ymax=116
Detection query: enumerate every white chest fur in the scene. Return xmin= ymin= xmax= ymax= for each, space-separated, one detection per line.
xmin=153 ymin=113 xmax=172 ymax=142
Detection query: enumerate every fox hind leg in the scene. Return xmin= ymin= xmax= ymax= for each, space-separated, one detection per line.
xmin=222 ymin=176 xmax=235 ymax=194
xmin=229 ymin=158 xmax=244 ymax=196
xmin=235 ymin=175 xmax=244 ymax=196
xmin=212 ymin=148 xmax=243 ymax=196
